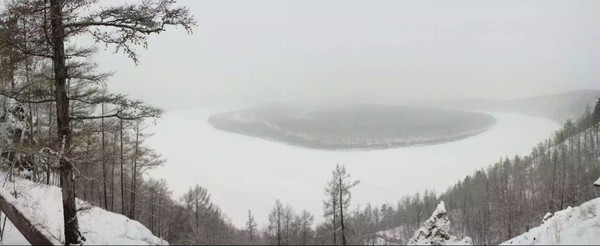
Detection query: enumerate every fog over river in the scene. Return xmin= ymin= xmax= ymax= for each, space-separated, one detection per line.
xmin=147 ymin=108 xmax=559 ymax=227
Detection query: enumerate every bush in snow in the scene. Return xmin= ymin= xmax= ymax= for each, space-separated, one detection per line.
xmin=408 ymin=201 xmax=472 ymax=245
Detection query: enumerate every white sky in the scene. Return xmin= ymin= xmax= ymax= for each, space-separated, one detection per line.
xmin=96 ymin=0 xmax=600 ymax=111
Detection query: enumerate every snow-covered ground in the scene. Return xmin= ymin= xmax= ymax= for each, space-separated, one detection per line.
xmin=147 ymin=107 xmax=559 ymax=227
xmin=373 ymin=226 xmax=407 ymax=245
xmin=0 ymin=173 xmax=166 ymax=245
xmin=408 ymin=201 xmax=472 ymax=245
xmin=373 ymin=201 xmax=472 ymax=245
xmin=502 ymin=197 xmax=600 ymax=245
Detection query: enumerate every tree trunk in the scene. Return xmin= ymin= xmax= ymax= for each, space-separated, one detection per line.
xmin=157 ymin=195 xmax=162 ymax=237
xmin=46 ymin=97 xmax=53 ymax=185
xmin=102 ymin=102 xmax=108 ymax=209
xmin=49 ymin=0 xmax=81 ymax=243
xmin=111 ymin=130 xmax=117 ymax=211
xmin=332 ymin=191 xmax=337 ymax=245
xmin=83 ymin=129 xmax=90 ymax=201
xmin=130 ymin=121 xmax=139 ymax=219
xmin=120 ymin=118 xmax=125 ymax=214
xmin=277 ymin=209 xmax=281 ymax=246
xmin=550 ymin=151 xmax=557 ymax=210
xmin=339 ymin=177 xmax=346 ymax=246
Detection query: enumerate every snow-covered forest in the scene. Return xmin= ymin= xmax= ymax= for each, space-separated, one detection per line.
xmin=0 ymin=0 xmax=240 ymax=244
xmin=355 ymin=106 xmax=600 ymax=245
xmin=1 ymin=0 xmax=600 ymax=245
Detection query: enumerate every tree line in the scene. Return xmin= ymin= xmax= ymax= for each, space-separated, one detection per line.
xmin=330 ymin=102 xmax=600 ymax=245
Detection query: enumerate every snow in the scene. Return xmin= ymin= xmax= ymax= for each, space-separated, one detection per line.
xmin=0 ymin=173 xmax=166 ymax=245
xmin=543 ymin=212 xmax=553 ymax=221
xmin=502 ymin=197 xmax=600 ymax=245
xmin=408 ymin=201 xmax=472 ymax=245
xmin=373 ymin=226 xmax=408 ymax=245
xmin=594 ymin=177 xmax=600 ymax=187
xmin=146 ymin=107 xmax=559 ymax=227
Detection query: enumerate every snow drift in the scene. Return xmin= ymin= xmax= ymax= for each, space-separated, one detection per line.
xmin=502 ymin=197 xmax=600 ymax=245
xmin=0 ymin=173 xmax=166 ymax=245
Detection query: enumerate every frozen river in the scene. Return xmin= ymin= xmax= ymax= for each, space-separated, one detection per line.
xmin=147 ymin=108 xmax=559 ymax=227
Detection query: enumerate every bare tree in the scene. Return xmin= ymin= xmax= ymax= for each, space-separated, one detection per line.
xmin=246 ymin=210 xmax=258 ymax=244
xmin=0 ymin=0 xmax=195 ymax=242
xmin=324 ymin=174 xmax=339 ymax=245
xmin=269 ymin=200 xmax=284 ymax=245
xmin=298 ymin=210 xmax=314 ymax=245
xmin=324 ymin=164 xmax=360 ymax=245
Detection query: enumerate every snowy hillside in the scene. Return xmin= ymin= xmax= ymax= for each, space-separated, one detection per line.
xmin=0 ymin=173 xmax=166 ymax=245
xmin=502 ymin=197 xmax=600 ymax=245
xmin=417 ymin=89 xmax=600 ymax=123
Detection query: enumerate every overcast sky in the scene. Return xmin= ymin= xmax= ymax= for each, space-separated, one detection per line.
xmin=97 ymin=0 xmax=600 ymax=111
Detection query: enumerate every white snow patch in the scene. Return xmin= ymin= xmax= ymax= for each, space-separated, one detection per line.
xmin=0 ymin=173 xmax=166 ymax=245
xmin=502 ymin=197 xmax=600 ymax=245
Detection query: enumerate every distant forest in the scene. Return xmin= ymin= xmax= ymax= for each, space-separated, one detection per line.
xmin=339 ymin=102 xmax=600 ymax=245
xmin=209 ymin=103 xmax=496 ymax=150
xmin=196 ymin=100 xmax=598 ymax=245
xmin=239 ymin=100 xmax=600 ymax=246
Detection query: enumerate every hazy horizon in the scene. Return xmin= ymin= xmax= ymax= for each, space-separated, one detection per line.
xmin=94 ymin=0 xmax=600 ymax=111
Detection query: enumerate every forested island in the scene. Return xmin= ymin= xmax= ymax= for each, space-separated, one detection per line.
xmin=209 ymin=103 xmax=497 ymax=150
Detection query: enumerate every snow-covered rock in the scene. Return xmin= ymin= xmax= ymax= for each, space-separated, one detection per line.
xmin=502 ymin=197 xmax=600 ymax=245
xmin=0 ymin=173 xmax=167 ymax=245
xmin=408 ymin=201 xmax=472 ymax=245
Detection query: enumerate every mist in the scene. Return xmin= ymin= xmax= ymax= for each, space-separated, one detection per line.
xmin=2 ymin=0 xmax=600 ymax=245
xmin=97 ymin=0 xmax=600 ymax=110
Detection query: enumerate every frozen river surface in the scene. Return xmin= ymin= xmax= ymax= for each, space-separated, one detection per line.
xmin=147 ymin=108 xmax=559 ymax=227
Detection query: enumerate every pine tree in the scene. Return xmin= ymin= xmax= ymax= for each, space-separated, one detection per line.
xmin=298 ymin=210 xmax=314 ymax=245
xmin=324 ymin=164 xmax=359 ymax=245
xmin=269 ymin=200 xmax=284 ymax=245
xmin=593 ymin=98 xmax=600 ymax=126
xmin=246 ymin=210 xmax=258 ymax=244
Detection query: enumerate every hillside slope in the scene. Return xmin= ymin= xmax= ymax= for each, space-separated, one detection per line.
xmin=0 ymin=173 xmax=166 ymax=245
xmin=376 ymin=196 xmax=600 ymax=245
xmin=502 ymin=197 xmax=600 ymax=245
xmin=358 ymin=98 xmax=600 ymax=245
xmin=417 ymin=89 xmax=600 ymax=123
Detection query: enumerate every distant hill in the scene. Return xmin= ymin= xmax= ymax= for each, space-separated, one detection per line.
xmin=417 ymin=90 xmax=600 ymax=123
